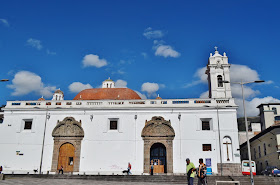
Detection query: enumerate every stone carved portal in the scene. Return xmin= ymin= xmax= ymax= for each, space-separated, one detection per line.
xmin=51 ymin=117 xmax=84 ymax=173
xmin=141 ymin=116 xmax=175 ymax=174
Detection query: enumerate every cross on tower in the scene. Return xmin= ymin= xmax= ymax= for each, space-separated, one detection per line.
xmin=214 ymin=46 xmax=218 ymax=51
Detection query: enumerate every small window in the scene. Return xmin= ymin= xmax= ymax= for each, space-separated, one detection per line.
xmin=66 ymin=102 xmax=72 ymax=105
xmin=69 ymin=157 xmax=74 ymax=165
xmin=203 ymin=144 xmax=212 ymax=151
xmin=24 ymin=120 xmax=32 ymax=130
xmin=264 ymin=143 xmax=267 ymax=156
xmin=56 ymin=102 xmax=61 ymax=105
xmin=46 ymin=102 xmax=51 ymax=105
xmin=217 ymin=75 xmax=223 ymax=87
xmin=110 ymin=120 xmax=118 ymax=130
xmin=272 ymin=107 xmax=277 ymax=115
xmin=202 ymin=121 xmax=210 ymax=130
xmin=258 ymin=146 xmax=261 ymax=158
xmin=254 ymin=148 xmax=256 ymax=159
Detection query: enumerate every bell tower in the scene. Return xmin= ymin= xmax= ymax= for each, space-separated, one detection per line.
xmin=102 ymin=77 xmax=115 ymax=88
xmin=206 ymin=47 xmax=232 ymax=99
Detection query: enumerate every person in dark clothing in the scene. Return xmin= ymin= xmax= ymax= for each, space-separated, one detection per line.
xmin=151 ymin=163 xmax=154 ymax=175
xmin=197 ymin=158 xmax=207 ymax=185
xmin=58 ymin=165 xmax=63 ymax=174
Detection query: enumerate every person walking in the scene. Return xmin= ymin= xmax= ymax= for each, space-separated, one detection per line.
xmin=128 ymin=162 xmax=132 ymax=175
xmin=58 ymin=165 xmax=63 ymax=174
xmin=197 ymin=158 xmax=207 ymax=185
xmin=186 ymin=158 xmax=195 ymax=185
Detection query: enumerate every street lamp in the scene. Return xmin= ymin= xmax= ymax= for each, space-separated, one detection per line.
xmin=231 ymin=80 xmax=265 ymax=185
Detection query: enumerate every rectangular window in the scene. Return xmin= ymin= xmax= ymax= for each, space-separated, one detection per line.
xmin=110 ymin=120 xmax=118 ymax=130
xmin=202 ymin=121 xmax=210 ymax=130
xmin=254 ymin=148 xmax=256 ymax=159
xmin=46 ymin=102 xmax=51 ymax=105
xmin=56 ymin=102 xmax=61 ymax=105
xmin=66 ymin=102 xmax=72 ymax=105
xmin=258 ymin=146 xmax=261 ymax=158
xmin=203 ymin=144 xmax=212 ymax=151
xmin=264 ymin=143 xmax=267 ymax=156
xmin=24 ymin=120 xmax=32 ymax=130
xmin=12 ymin=103 xmax=21 ymax=106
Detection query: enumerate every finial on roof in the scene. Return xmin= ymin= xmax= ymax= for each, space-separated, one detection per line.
xmin=214 ymin=46 xmax=218 ymax=51
xmin=223 ymin=52 xmax=227 ymax=57
xmin=210 ymin=53 xmax=213 ymax=57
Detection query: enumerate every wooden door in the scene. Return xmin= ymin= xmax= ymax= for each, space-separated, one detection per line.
xmin=57 ymin=143 xmax=75 ymax=172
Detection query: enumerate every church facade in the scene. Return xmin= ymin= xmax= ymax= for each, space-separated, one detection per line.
xmin=0 ymin=49 xmax=241 ymax=175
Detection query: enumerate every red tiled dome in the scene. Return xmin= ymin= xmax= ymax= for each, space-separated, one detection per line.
xmin=73 ymin=88 xmax=141 ymax=100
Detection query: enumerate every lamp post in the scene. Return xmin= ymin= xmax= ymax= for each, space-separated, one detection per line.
xmin=216 ymin=104 xmax=223 ymax=176
xmin=232 ymin=80 xmax=265 ymax=185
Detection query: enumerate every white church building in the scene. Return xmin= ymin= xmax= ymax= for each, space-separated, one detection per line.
xmin=0 ymin=49 xmax=241 ymax=175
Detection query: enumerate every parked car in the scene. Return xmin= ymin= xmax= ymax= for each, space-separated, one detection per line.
xmin=261 ymin=166 xmax=280 ymax=177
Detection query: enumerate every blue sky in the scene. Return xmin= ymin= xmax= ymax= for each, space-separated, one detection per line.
xmin=1 ymin=0 xmax=280 ymax=116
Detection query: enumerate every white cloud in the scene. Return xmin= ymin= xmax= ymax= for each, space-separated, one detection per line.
xmin=115 ymin=80 xmax=127 ymax=88
xmin=135 ymin=90 xmax=147 ymax=99
xmin=230 ymin=64 xmax=260 ymax=82
xmin=154 ymin=45 xmax=180 ymax=58
xmin=26 ymin=38 xmax=43 ymax=50
xmin=141 ymin=52 xmax=148 ymax=59
xmin=235 ymin=96 xmax=280 ymax=117
xmin=143 ymin=27 xmax=164 ymax=39
xmin=231 ymin=84 xmax=260 ymax=99
xmin=82 ymin=54 xmax=108 ymax=68
xmin=7 ymin=71 xmax=56 ymax=97
xmin=46 ymin=49 xmax=56 ymax=55
xmin=0 ymin=19 xmax=9 ymax=27
xmin=199 ymin=91 xmax=209 ymax=98
xmin=68 ymin=82 xmax=92 ymax=93
xmin=141 ymin=82 xmax=161 ymax=97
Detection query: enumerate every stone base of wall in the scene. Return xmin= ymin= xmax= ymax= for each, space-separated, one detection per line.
xmin=217 ymin=163 xmax=242 ymax=176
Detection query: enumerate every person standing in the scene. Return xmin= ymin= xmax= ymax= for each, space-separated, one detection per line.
xmin=197 ymin=158 xmax=207 ymax=185
xmin=150 ymin=163 xmax=154 ymax=175
xmin=186 ymin=158 xmax=195 ymax=185
xmin=0 ymin=166 xmax=2 ymax=174
xmin=128 ymin=162 xmax=132 ymax=175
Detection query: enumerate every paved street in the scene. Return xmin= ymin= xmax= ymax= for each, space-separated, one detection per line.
xmin=1 ymin=178 xmax=185 ymax=185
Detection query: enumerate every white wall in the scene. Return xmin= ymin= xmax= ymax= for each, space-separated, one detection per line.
xmin=0 ymin=107 xmax=240 ymax=175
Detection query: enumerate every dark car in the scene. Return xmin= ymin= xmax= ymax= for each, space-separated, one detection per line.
xmin=261 ymin=166 xmax=280 ymax=176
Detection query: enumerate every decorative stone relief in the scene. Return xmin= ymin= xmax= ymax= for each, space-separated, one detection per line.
xmin=51 ymin=117 xmax=84 ymax=173
xmin=141 ymin=116 xmax=175 ymax=174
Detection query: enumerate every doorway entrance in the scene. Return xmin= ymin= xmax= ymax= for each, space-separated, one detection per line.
xmin=141 ymin=116 xmax=175 ymax=174
xmin=150 ymin=143 xmax=167 ymax=173
xmin=57 ymin=143 xmax=75 ymax=172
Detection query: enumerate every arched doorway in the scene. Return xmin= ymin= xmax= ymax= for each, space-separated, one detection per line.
xmin=51 ymin=117 xmax=84 ymax=173
xmin=57 ymin=143 xmax=75 ymax=172
xmin=150 ymin=143 xmax=167 ymax=173
xmin=141 ymin=116 xmax=175 ymax=174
